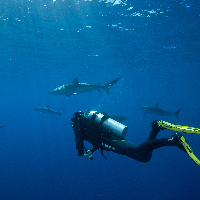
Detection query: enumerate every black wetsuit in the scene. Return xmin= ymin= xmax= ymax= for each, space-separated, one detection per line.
xmin=72 ymin=116 xmax=175 ymax=163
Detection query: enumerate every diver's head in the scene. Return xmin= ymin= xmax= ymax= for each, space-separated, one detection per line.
xmin=71 ymin=111 xmax=84 ymax=122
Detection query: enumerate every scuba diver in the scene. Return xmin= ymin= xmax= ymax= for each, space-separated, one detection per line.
xmin=71 ymin=110 xmax=200 ymax=165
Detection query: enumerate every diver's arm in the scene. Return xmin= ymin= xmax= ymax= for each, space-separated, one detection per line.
xmin=76 ymin=139 xmax=85 ymax=156
xmin=73 ymin=124 xmax=94 ymax=159
xmin=82 ymin=146 xmax=98 ymax=160
xmin=73 ymin=124 xmax=85 ymax=156
xmin=90 ymin=145 xmax=98 ymax=153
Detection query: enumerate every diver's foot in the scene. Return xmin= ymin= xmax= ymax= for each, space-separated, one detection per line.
xmin=151 ymin=120 xmax=165 ymax=131
xmin=167 ymin=133 xmax=187 ymax=153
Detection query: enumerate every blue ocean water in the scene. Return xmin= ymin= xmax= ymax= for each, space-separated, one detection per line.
xmin=0 ymin=0 xmax=200 ymax=199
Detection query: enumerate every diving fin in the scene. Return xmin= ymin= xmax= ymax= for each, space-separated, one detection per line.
xmin=179 ymin=135 xmax=200 ymax=166
xmin=157 ymin=120 xmax=200 ymax=134
xmin=156 ymin=120 xmax=200 ymax=166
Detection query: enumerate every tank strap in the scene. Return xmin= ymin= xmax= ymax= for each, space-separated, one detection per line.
xmin=90 ymin=111 xmax=110 ymax=126
xmin=100 ymin=114 xmax=110 ymax=125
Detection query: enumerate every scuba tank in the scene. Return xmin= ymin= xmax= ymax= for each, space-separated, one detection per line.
xmin=84 ymin=111 xmax=128 ymax=138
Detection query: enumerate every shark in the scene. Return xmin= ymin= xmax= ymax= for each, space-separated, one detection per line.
xmin=100 ymin=111 xmax=128 ymax=122
xmin=110 ymin=115 xmax=128 ymax=122
xmin=0 ymin=125 xmax=5 ymax=128
xmin=141 ymin=103 xmax=181 ymax=119
xmin=34 ymin=105 xmax=62 ymax=116
xmin=49 ymin=77 xmax=121 ymax=97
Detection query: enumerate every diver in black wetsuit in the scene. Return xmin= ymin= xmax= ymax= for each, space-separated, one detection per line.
xmin=71 ymin=111 xmax=186 ymax=162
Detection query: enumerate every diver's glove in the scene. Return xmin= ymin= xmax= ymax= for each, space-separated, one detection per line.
xmin=83 ymin=150 xmax=94 ymax=160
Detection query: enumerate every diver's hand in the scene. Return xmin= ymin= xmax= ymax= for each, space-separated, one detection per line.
xmin=83 ymin=150 xmax=94 ymax=160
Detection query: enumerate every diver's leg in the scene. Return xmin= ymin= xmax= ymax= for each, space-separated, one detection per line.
xmin=138 ymin=133 xmax=187 ymax=162
xmin=105 ymin=139 xmax=154 ymax=162
xmin=103 ymin=139 xmax=157 ymax=162
xmin=147 ymin=121 xmax=164 ymax=140
xmin=135 ymin=139 xmax=172 ymax=163
xmin=102 ymin=137 xmax=171 ymax=162
xmin=109 ymin=135 xmax=186 ymax=163
xmin=104 ymin=139 xmax=140 ymax=160
xmin=103 ymin=132 xmax=185 ymax=163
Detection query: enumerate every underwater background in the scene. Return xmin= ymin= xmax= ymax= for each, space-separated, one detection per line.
xmin=0 ymin=0 xmax=200 ymax=199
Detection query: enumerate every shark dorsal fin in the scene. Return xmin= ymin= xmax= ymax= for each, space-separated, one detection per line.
xmin=72 ymin=77 xmax=79 ymax=85
xmin=155 ymin=103 xmax=159 ymax=108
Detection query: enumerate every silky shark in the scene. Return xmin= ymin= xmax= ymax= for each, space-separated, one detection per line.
xmin=101 ymin=111 xmax=128 ymax=122
xmin=141 ymin=103 xmax=181 ymax=119
xmin=34 ymin=105 xmax=62 ymax=116
xmin=110 ymin=115 xmax=128 ymax=122
xmin=49 ymin=77 xmax=121 ymax=97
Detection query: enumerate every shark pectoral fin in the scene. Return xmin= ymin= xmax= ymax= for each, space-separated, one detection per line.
xmin=72 ymin=77 xmax=79 ymax=85
xmin=175 ymin=108 xmax=181 ymax=120
xmin=155 ymin=103 xmax=159 ymax=108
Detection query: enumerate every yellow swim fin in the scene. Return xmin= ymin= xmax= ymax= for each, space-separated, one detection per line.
xmin=179 ymin=135 xmax=200 ymax=166
xmin=157 ymin=120 xmax=200 ymax=134
xmin=155 ymin=120 xmax=200 ymax=165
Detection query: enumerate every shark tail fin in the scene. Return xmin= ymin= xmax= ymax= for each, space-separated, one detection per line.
xmin=175 ymin=108 xmax=181 ymax=119
xmin=104 ymin=77 xmax=121 ymax=95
